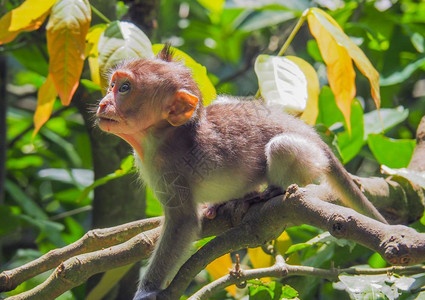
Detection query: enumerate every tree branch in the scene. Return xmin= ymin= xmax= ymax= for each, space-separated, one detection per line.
xmin=0 ymin=217 xmax=161 ymax=292
xmin=189 ymin=255 xmax=425 ymax=300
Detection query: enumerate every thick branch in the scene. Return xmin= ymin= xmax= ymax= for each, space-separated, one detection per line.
xmin=161 ymin=183 xmax=425 ymax=299
xmin=0 ymin=217 xmax=161 ymax=292
xmin=6 ymin=227 xmax=160 ymax=300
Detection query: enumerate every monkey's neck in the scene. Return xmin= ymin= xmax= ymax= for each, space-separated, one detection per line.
xmin=126 ymin=104 xmax=206 ymax=162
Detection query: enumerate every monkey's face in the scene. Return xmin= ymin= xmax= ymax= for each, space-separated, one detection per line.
xmin=96 ymin=70 xmax=160 ymax=140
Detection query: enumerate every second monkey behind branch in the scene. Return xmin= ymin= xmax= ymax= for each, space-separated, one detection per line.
xmin=95 ymin=45 xmax=387 ymax=300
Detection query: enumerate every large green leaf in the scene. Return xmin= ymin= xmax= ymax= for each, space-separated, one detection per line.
xmin=380 ymin=56 xmax=425 ymax=86
xmin=381 ymin=166 xmax=425 ymax=189
xmin=337 ymin=99 xmax=364 ymax=163
xmin=363 ymin=106 xmax=409 ymax=139
xmin=368 ymin=134 xmax=416 ymax=168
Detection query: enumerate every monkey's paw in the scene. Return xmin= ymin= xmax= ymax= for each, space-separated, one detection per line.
xmin=133 ymin=289 xmax=159 ymax=300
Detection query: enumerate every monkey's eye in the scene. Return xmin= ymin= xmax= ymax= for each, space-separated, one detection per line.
xmin=118 ymin=82 xmax=131 ymax=94
xmin=110 ymin=81 xmax=115 ymax=88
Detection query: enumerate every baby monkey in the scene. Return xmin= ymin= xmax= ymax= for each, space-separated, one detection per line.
xmin=96 ymin=45 xmax=387 ymax=300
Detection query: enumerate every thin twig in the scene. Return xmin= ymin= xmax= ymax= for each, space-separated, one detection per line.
xmin=189 ymin=256 xmax=425 ymax=300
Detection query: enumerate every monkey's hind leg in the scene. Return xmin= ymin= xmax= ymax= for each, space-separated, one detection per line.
xmin=265 ymin=133 xmax=329 ymax=189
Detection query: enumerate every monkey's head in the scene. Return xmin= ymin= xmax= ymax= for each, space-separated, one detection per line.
xmin=96 ymin=45 xmax=202 ymax=143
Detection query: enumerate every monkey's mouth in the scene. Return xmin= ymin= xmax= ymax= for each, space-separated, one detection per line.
xmin=97 ymin=115 xmax=120 ymax=124
xmin=97 ymin=115 xmax=121 ymax=131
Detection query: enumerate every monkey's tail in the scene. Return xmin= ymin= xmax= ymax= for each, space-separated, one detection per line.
xmin=326 ymin=153 xmax=388 ymax=224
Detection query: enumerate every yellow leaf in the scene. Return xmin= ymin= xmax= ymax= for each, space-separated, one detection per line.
xmin=285 ymin=56 xmax=320 ymax=125
xmin=310 ymin=8 xmax=380 ymax=109
xmin=308 ymin=11 xmax=356 ymax=132
xmin=248 ymin=232 xmax=299 ymax=283
xmin=152 ymin=44 xmax=217 ymax=106
xmin=0 ymin=0 xmax=56 ymax=45
xmin=86 ymin=264 xmax=134 ymax=300
xmin=86 ymin=24 xmax=107 ymax=86
xmin=205 ymin=253 xmax=236 ymax=297
xmin=8 ymin=0 xmax=57 ymax=31
xmin=33 ymin=74 xmax=57 ymax=138
xmin=46 ymin=0 xmax=91 ymax=105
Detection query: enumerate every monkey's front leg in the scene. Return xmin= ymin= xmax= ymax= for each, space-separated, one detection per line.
xmin=134 ymin=204 xmax=200 ymax=300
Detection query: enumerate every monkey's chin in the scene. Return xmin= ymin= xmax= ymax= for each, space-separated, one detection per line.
xmin=97 ymin=117 xmax=121 ymax=133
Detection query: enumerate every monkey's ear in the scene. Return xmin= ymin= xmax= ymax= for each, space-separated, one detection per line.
xmin=166 ymin=90 xmax=199 ymax=126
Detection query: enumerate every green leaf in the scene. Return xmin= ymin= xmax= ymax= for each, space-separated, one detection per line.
xmin=80 ymin=79 xmax=101 ymax=93
xmin=286 ymin=232 xmax=354 ymax=256
xmin=6 ymin=155 xmax=43 ymax=170
xmin=195 ymin=236 xmax=215 ymax=248
xmin=411 ymin=32 xmax=425 ymax=53
xmin=368 ymin=252 xmax=387 ymax=268
xmin=380 ymin=56 xmax=425 ymax=86
xmin=86 ymin=264 xmax=135 ymax=300
xmin=5 ymin=180 xmax=47 ymax=220
xmin=315 ymin=124 xmax=343 ymax=162
xmin=235 ymin=10 xmax=295 ymax=32
xmin=363 ymin=106 xmax=409 ymax=140
xmin=381 ymin=166 xmax=425 ymax=189
xmin=368 ymin=134 xmax=416 ymax=168
xmin=337 ymin=99 xmax=364 ymax=163
xmin=281 ymin=284 xmax=299 ymax=299
xmin=77 ymin=156 xmax=135 ymax=202
xmin=335 ymin=274 xmax=415 ymax=300
xmin=316 ymin=86 xmax=344 ymax=128
xmin=249 ymin=284 xmax=273 ymax=300
xmin=0 ymin=205 xmax=20 ymax=235
xmin=145 ymin=186 xmax=163 ymax=217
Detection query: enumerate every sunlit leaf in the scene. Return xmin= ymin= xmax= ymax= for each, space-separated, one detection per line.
xmin=77 ymin=156 xmax=135 ymax=202
xmin=0 ymin=0 xmax=56 ymax=44
xmin=336 ymin=274 xmax=415 ymax=300
xmin=308 ymin=8 xmax=381 ymax=111
xmin=46 ymin=0 xmax=91 ymax=105
xmin=98 ymin=21 xmax=154 ymax=91
xmin=308 ymin=12 xmax=355 ymax=132
xmin=145 ymin=187 xmax=162 ymax=217
xmin=205 ymin=253 xmax=236 ymax=296
xmin=381 ymin=165 xmax=425 ymax=189
xmin=286 ymin=56 xmax=320 ymax=125
xmin=5 ymin=180 xmax=47 ymax=220
xmin=33 ymin=74 xmax=57 ymax=138
xmin=152 ymin=44 xmax=217 ymax=106
xmin=86 ymin=24 xmax=107 ymax=87
xmin=248 ymin=231 xmax=297 ymax=282
xmin=337 ymin=99 xmax=364 ymax=163
xmin=368 ymin=134 xmax=416 ymax=168
xmin=86 ymin=264 xmax=135 ymax=300
xmin=197 ymin=0 xmax=224 ymax=23
xmin=368 ymin=252 xmax=387 ymax=268
xmin=235 ymin=10 xmax=296 ymax=32
xmin=254 ymin=55 xmax=310 ymax=115
xmin=363 ymin=106 xmax=409 ymax=139
xmin=380 ymin=56 xmax=425 ymax=86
